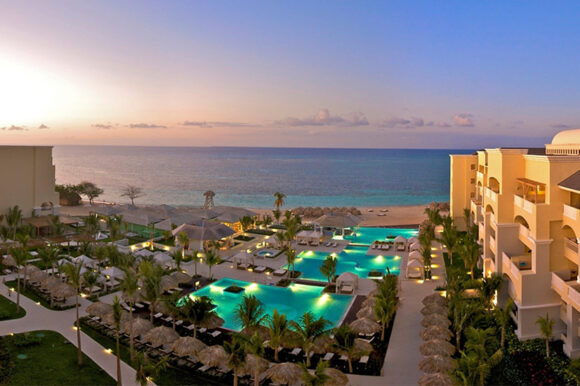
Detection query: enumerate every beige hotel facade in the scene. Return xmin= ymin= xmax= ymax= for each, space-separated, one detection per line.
xmin=450 ymin=129 xmax=580 ymax=358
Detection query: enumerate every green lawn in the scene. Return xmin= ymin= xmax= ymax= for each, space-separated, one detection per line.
xmin=80 ymin=320 xmax=221 ymax=386
xmin=4 ymin=280 xmax=74 ymax=311
xmin=4 ymin=330 xmax=115 ymax=386
xmin=0 ymin=295 xmax=26 ymax=321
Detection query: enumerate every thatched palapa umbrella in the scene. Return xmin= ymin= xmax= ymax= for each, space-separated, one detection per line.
xmin=240 ymin=354 xmax=270 ymax=377
xmin=361 ymin=296 xmax=376 ymax=309
xmin=312 ymin=335 xmax=335 ymax=354
xmin=103 ymin=310 xmax=130 ymax=326
xmin=420 ymin=304 xmax=448 ymax=316
xmin=422 ymin=293 xmax=447 ymax=307
xmin=419 ymin=355 xmax=454 ymax=374
xmin=122 ymin=317 xmax=153 ymax=338
xmin=350 ymin=317 xmax=380 ymax=335
xmin=170 ymin=271 xmax=191 ymax=284
xmin=51 ymin=283 xmax=76 ymax=298
xmin=3 ymin=255 xmax=15 ymax=267
xmin=20 ymin=264 xmax=40 ymax=276
xmin=418 ymin=372 xmax=453 ymax=386
xmin=241 ymin=325 xmax=270 ymax=341
xmin=40 ymin=276 xmax=61 ymax=290
xmin=264 ymin=362 xmax=303 ymax=385
xmin=198 ymin=345 xmax=228 ymax=369
xmin=420 ymin=326 xmax=453 ymax=341
xmin=171 ymin=336 xmax=207 ymax=357
xmin=356 ymin=306 xmax=377 ymax=321
xmin=160 ymin=275 xmax=179 ymax=292
xmin=29 ymin=270 xmax=47 ymax=284
xmin=280 ymin=330 xmax=303 ymax=349
xmin=200 ymin=313 xmax=225 ymax=329
xmin=421 ymin=314 xmax=451 ymax=329
xmin=353 ymin=339 xmax=373 ymax=358
xmin=419 ymin=339 xmax=456 ymax=356
xmin=144 ymin=326 xmax=179 ymax=347
xmin=86 ymin=301 xmax=113 ymax=318
xmin=325 ymin=367 xmax=349 ymax=386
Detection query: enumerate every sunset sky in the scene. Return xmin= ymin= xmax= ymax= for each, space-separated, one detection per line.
xmin=1 ymin=1 xmax=579 ymax=148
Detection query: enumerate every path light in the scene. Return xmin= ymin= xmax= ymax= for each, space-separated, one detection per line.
xmin=431 ymin=264 xmax=439 ymax=268
xmin=104 ymin=348 xmax=112 ymax=354
xmin=35 ymin=302 xmax=40 ymax=305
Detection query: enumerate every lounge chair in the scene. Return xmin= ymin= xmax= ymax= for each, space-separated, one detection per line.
xmin=371 ymin=244 xmax=377 ymax=249
xmin=322 ymin=352 xmax=335 ymax=361
xmin=253 ymin=266 xmax=267 ymax=273
xmin=341 ymin=285 xmax=354 ymax=294
xmin=359 ymin=355 xmax=370 ymax=365
xmin=397 ymin=244 xmax=406 ymax=252
xmin=332 ymin=242 xmax=338 ymax=247
xmin=310 ymin=240 xmax=319 ymax=246
xmin=273 ymin=269 xmax=287 ymax=276
xmin=290 ymin=348 xmax=302 ymax=356
xmin=298 ymin=240 xmax=308 ymax=246
xmin=238 ymin=263 xmax=249 ymax=270
xmin=210 ymin=330 xmax=222 ymax=338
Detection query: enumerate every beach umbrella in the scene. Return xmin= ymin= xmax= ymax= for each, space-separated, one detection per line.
xmin=144 ymin=326 xmax=179 ymax=347
xmin=40 ymin=275 xmax=61 ymax=290
xmin=353 ymin=339 xmax=374 ymax=357
xmin=122 ymin=317 xmax=153 ymax=338
xmin=86 ymin=301 xmax=113 ymax=318
xmin=356 ymin=306 xmax=378 ymax=321
xmin=421 ymin=314 xmax=451 ymax=329
xmin=170 ymin=271 xmax=191 ymax=284
xmin=418 ymin=372 xmax=453 ymax=386
xmin=422 ymin=294 xmax=448 ymax=308
xmin=314 ymin=213 xmax=361 ymax=228
xmin=241 ymin=325 xmax=270 ymax=341
xmin=160 ymin=275 xmax=179 ymax=292
xmin=3 ymin=255 xmax=16 ymax=267
xmin=19 ymin=264 xmax=40 ymax=277
xmin=349 ymin=317 xmax=380 ymax=335
xmin=171 ymin=336 xmax=207 ymax=357
xmin=312 ymin=335 xmax=335 ymax=354
xmin=240 ymin=354 xmax=270 ymax=377
xmin=420 ymin=326 xmax=453 ymax=342
xmin=198 ymin=345 xmax=228 ymax=369
xmin=420 ymin=304 xmax=448 ymax=316
xmin=325 ymin=368 xmax=349 ymax=386
xmin=199 ymin=313 xmax=225 ymax=329
xmin=419 ymin=355 xmax=454 ymax=374
xmin=280 ymin=330 xmax=303 ymax=349
xmin=420 ymin=339 xmax=456 ymax=356
xmin=103 ymin=310 xmax=130 ymax=327
xmin=51 ymin=283 xmax=76 ymax=298
xmin=122 ymin=288 xmax=143 ymax=303
xmin=264 ymin=362 xmax=303 ymax=385
xmin=29 ymin=270 xmax=48 ymax=284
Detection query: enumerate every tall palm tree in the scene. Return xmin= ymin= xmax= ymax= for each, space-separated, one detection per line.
xmin=181 ymin=295 xmax=216 ymax=339
xmin=460 ymin=239 xmax=480 ymax=279
xmin=189 ymin=250 xmax=200 ymax=277
xmin=289 ymin=312 xmax=330 ymax=367
xmin=452 ymin=299 xmax=480 ymax=351
xmin=536 ymin=313 xmax=554 ymax=357
xmin=266 ymin=309 xmax=288 ymax=362
xmin=440 ymin=216 xmax=458 ymax=265
xmin=333 ymin=324 xmax=369 ymax=373
xmin=479 ymin=274 xmax=502 ymax=312
xmin=246 ymin=332 xmax=265 ymax=386
xmin=494 ymin=298 xmax=514 ymax=348
xmin=275 ymin=232 xmax=287 ymax=250
xmin=224 ymin=334 xmax=247 ymax=386
xmin=272 ymin=209 xmax=281 ymax=225
xmin=162 ymin=292 xmax=183 ymax=331
xmin=120 ymin=268 xmax=140 ymax=361
xmin=273 ymin=192 xmax=286 ymax=212
xmin=424 ymin=207 xmax=442 ymax=226
xmin=134 ymin=352 xmax=166 ymax=386
xmin=319 ymin=255 xmax=337 ymax=286
xmin=285 ymin=248 xmax=296 ymax=279
xmin=204 ymin=249 xmax=220 ymax=280
xmin=63 ymin=262 xmax=84 ymax=365
xmin=139 ymin=261 xmax=163 ymax=322
xmin=6 ymin=205 xmax=22 ymax=241
xmin=374 ymin=295 xmax=397 ymax=341
xmin=170 ymin=250 xmax=183 ymax=271
xmin=10 ymin=247 xmax=29 ymax=312
xmin=111 ymin=296 xmax=123 ymax=386
xmin=178 ymin=231 xmax=189 ymax=257
xmin=38 ymin=245 xmax=60 ymax=276
xmin=300 ymin=360 xmax=329 ymax=386
xmin=235 ymin=295 xmax=268 ymax=331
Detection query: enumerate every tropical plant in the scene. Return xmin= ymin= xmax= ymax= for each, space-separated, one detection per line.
xmin=374 ymin=295 xmax=397 ymax=341
xmin=162 ymin=292 xmax=183 ymax=331
xmin=272 ymin=209 xmax=281 ymax=225
xmin=121 ymin=185 xmax=144 ymax=206
xmin=455 ymin=326 xmax=502 ymax=386
xmin=133 ymin=352 xmax=167 ymax=386
xmin=178 ymin=231 xmax=189 ymax=256
xmin=536 ymin=313 xmax=554 ymax=357
xmin=425 ymin=206 xmax=442 ymax=226
xmin=460 ymin=238 xmax=480 ymax=279
xmin=262 ymin=215 xmax=273 ymax=228
xmin=319 ymin=255 xmax=337 ymax=286
xmin=301 ymin=360 xmax=330 ymax=386
xmin=139 ymin=261 xmax=163 ymax=321
xmin=5 ymin=205 xmax=22 ymax=241
xmin=62 ymin=262 xmax=84 ymax=365
xmin=235 ymin=294 xmax=268 ymax=330
xmin=112 ymin=295 xmax=123 ymax=386
xmin=38 ymin=245 xmax=60 ymax=276
xmin=494 ymin=298 xmax=514 ymax=348
xmin=82 ymin=270 xmax=99 ymax=295
xmin=333 ymin=324 xmax=369 ymax=373
xmin=440 ymin=216 xmax=458 ymax=265
xmin=170 ymin=249 xmax=183 ymax=271
xmin=204 ymin=248 xmax=220 ymax=280
xmin=463 ymin=208 xmax=472 ymax=227
xmin=120 ymin=268 xmax=140 ymax=361
xmin=246 ymin=332 xmax=265 ymax=386
xmin=479 ymin=274 xmax=502 ymax=311
xmin=180 ymin=295 xmax=216 ymax=339
xmin=286 ymin=248 xmax=297 ymax=278
xmin=452 ymin=299 xmax=481 ymax=351
xmin=239 ymin=215 xmax=254 ymax=232
xmin=289 ymin=312 xmax=330 ymax=367
xmin=273 ymin=192 xmax=286 ymax=212
xmin=189 ymin=250 xmax=200 ymax=277
xmin=266 ymin=309 xmax=289 ymax=362
xmin=224 ymin=334 xmax=248 ymax=386
xmin=79 ymin=181 xmax=104 ymax=205
xmin=10 ymin=247 xmax=29 ymax=312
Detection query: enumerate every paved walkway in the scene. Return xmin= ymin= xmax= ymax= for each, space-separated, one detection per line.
xmin=0 ymin=275 xmax=145 ymax=386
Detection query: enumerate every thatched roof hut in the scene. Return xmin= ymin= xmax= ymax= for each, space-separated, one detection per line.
xmin=350 ymin=317 xmax=380 ymax=335
xmin=264 ymin=362 xmax=303 ymax=385
xmin=86 ymin=301 xmax=113 ymax=318
xmin=143 ymin=326 xmax=179 ymax=347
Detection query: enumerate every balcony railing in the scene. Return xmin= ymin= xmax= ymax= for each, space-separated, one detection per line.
xmin=519 ymin=224 xmax=531 ymax=239
xmin=489 ymin=235 xmax=496 ymax=252
xmin=564 ymin=204 xmax=579 ymax=221
xmin=566 ymin=238 xmax=579 ymax=254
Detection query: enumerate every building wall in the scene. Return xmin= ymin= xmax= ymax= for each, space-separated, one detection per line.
xmin=0 ymin=146 xmax=59 ymax=217
xmin=449 ymin=154 xmax=476 ymax=231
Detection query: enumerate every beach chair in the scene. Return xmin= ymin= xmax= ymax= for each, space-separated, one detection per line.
xmin=253 ymin=266 xmax=266 ymax=273
xmin=341 ymin=285 xmax=354 ymax=294
xmin=322 ymin=352 xmax=335 ymax=361
xmin=397 ymin=244 xmax=406 ymax=252
xmin=332 ymin=242 xmax=338 ymax=247
xmin=238 ymin=263 xmax=249 ymax=270
xmin=273 ymin=269 xmax=287 ymax=276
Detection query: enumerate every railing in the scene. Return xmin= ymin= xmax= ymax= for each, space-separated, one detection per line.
xmin=490 ymin=212 xmax=496 ymax=225
xmin=523 ymin=200 xmax=533 ymax=214
xmin=569 ymin=286 xmax=580 ymax=307
xmin=489 ymin=235 xmax=496 ymax=252
xmin=564 ymin=204 xmax=579 ymax=221
xmin=519 ymin=224 xmax=531 ymax=239
xmin=567 ymin=238 xmax=579 ymax=253
xmin=552 ymin=272 xmax=568 ymax=296
xmin=514 ymin=195 xmax=523 ymax=208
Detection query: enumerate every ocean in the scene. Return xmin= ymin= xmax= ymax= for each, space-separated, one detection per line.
xmin=52 ymin=146 xmax=473 ymax=209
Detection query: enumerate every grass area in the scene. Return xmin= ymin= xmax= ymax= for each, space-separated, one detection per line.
xmin=247 ymin=229 xmax=275 ymax=236
xmin=3 ymin=330 xmax=115 ymax=386
xmin=80 ymin=319 xmax=221 ymax=386
xmin=4 ymin=280 xmax=74 ymax=311
xmin=0 ymin=295 xmax=26 ymax=321
xmin=233 ymin=235 xmax=254 ymax=242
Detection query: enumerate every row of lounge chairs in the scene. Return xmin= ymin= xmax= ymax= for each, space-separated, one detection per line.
xmin=371 ymin=243 xmax=391 ymax=251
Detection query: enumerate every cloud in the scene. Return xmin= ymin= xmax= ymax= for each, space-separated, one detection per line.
xmin=376 ymin=116 xmax=425 ymax=129
xmin=551 ymin=123 xmax=570 ymax=129
xmin=38 ymin=124 xmax=49 ymax=129
xmin=182 ymin=121 xmax=251 ymax=128
xmin=453 ymin=113 xmax=475 ymax=127
xmin=437 ymin=121 xmax=451 ymax=128
xmin=1 ymin=125 xmax=27 ymax=131
xmin=92 ymin=123 xmax=114 ymax=129
xmin=276 ymin=109 xmax=369 ymax=127
xmin=128 ymin=123 xmax=167 ymax=129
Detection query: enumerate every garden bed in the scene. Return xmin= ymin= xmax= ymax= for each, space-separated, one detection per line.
xmin=233 ymin=235 xmax=254 ymax=242
xmin=247 ymin=229 xmax=275 ymax=236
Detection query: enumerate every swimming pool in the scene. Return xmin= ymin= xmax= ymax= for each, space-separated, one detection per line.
xmin=255 ymin=249 xmax=277 ymax=257
xmin=185 ymin=278 xmax=353 ymax=331
xmin=289 ymin=245 xmax=402 ymax=282
xmin=341 ymin=227 xmax=419 ymax=246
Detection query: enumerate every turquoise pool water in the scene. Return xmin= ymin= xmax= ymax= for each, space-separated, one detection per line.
xmin=186 ymin=278 xmax=353 ymax=331
xmin=341 ymin=227 xmax=419 ymax=246
xmin=289 ymin=245 xmax=402 ymax=282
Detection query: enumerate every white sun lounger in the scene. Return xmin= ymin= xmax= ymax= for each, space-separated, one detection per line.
xmin=322 ymin=352 xmax=335 ymax=361
xmin=332 ymin=242 xmax=338 ymax=247
xmin=273 ymin=269 xmax=287 ymax=276
xmin=253 ymin=266 xmax=267 ymax=273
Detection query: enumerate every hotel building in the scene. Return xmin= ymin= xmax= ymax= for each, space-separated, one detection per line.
xmin=0 ymin=146 xmax=59 ymax=217
xmin=450 ymin=129 xmax=580 ymax=358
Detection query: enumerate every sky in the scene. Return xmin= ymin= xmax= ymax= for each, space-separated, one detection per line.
xmin=0 ymin=1 xmax=579 ymax=148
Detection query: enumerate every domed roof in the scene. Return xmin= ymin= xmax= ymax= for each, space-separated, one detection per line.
xmin=552 ymin=129 xmax=580 ymax=145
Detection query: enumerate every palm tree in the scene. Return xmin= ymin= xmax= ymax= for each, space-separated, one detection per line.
xmin=424 ymin=207 xmax=442 ymax=226
xmin=495 ymin=298 xmax=514 ymax=348
xmin=181 ymin=295 xmax=216 ymax=339
xmin=456 ymin=326 xmax=503 ymax=386
xmin=440 ymin=216 xmax=458 ymax=265
xmin=479 ymin=274 xmax=502 ymax=312
xmin=134 ymin=352 xmax=167 ymax=386
xmin=334 ymin=324 xmax=368 ymax=373
xmin=189 ymin=250 xmax=200 ymax=277
xmin=235 ymin=294 xmax=268 ymax=330
xmin=139 ymin=261 xmax=163 ymax=322
xmin=171 ymin=250 xmax=183 ymax=271
xmin=452 ymin=299 xmax=480 ymax=351
xmin=266 ymin=309 xmax=288 ymax=362
xmin=246 ymin=332 xmax=265 ymax=386
xmin=300 ymin=360 xmax=329 ymax=386
xmin=38 ymin=245 xmax=60 ymax=276
xmin=82 ymin=270 xmax=99 ymax=295
xmin=319 ymin=255 xmax=337 ymax=286
xmin=239 ymin=216 xmax=254 ymax=232
xmin=10 ymin=247 xmax=29 ymax=312
xmin=84 ymin=215 xmax=100 ymax=240
xmin=536 ymin=313 xmax=554 ymax=357
xmin=178 ymin=231 xmax=189 ymax=257
xmin=460 ymin=239 xmax=480 ymax=279
xmin=374 ymin=295 xmax=397 ymax=341
xmin=273 ymin=192 xmax=286 ymax=212
xmin=112 ymin=296 xmax=123 ymax=386
xmin=275 ymin=232 xmax=287 ymax=250
xmin=162 ymin=292 xmax=183 ymax=331
xmin=204 ymin=249 xmax=220 ymax=280
xmin=262 ymin=215 xmax=273 ymax=228
xmin=463 ymin=208 xmax=472 ymax=227
xmin=289 ymin=312 xmax=330 ymax=367
xmin=272 ymin=209 xmax=281 ymax=225
xmin=120 ymin=268 xmax=140 ymax=361
xmin=286 ymin=248 xmax=296 ymax=279
xmin=63 ymin=262 xmax=84 ymax=365
xmin=6 ymin=205 xmax=22 ymax=241
xmin=224 ymin=334 xmax=248 ymax=386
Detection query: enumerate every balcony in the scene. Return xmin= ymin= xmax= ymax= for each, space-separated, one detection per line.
xmin=552 ymin=270 xmax=580 ymax=312
xmin=565 ymin=238 xmax=579 ymax=264
xmin=502 ymin=251 xmax=532 ymax=291
xmin=563 ymin=204 xmax=580 ymax=239
xmin=485 ymin=187 xmax=498 ymax=203
xmin=489 ymin=234 xmax=496 ymax=253
xmin=514 ymin=194 xmax=534 ymax=214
